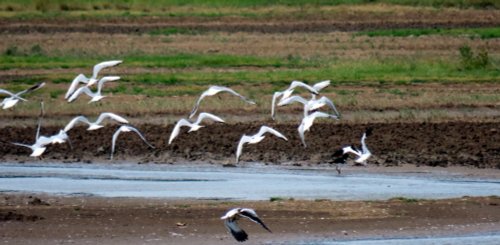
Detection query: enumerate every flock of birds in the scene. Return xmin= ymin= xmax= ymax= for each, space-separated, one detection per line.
xmin=1 ymin=60 xmax=374 ymax=242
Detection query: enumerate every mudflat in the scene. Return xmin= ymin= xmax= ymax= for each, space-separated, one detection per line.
xmin=1 ymin=193 xmax=499 ymax=244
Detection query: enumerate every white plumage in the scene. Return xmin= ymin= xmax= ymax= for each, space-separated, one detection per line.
xmin=236 ymin=126 xmax=287 ymax=163
xmin=64 ymin=112 xmax=129 ymax=132
xmin=0 ymin=82 xmax=45 ymax=109
xmin=67 ymin=76 xmax=120 ymax=103
xmin=298 ymin=111 xmax=338 ymax=148
xmin=110 ymin=125 xmax=155 ymax=160
xmin=64 ymin=60 xmax=122 ymax=99
xmin=189 ymin=86 xmax=255 ymax=118
xmin=168 ymin=112 xmax=225 ymax=144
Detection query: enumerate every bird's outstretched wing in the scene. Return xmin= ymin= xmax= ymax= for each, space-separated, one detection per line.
xmin=224 ymin=219 xmax=248 ymax=242
xmin=64 ymin=116 xmax=91 ymax=132
xmin=11 ymin=142 xmax=32 ymax=149
xmin=65 ymin=74 xmax=89 ymax=99
xmin=360 ymin=128 xmax=372 ymax=154
xmin=189 ymin=94 xmax=205 ymax=119
xmin=195 ymin=112 xmax=225 ymax=124
xmin=288 ymin=81 xmax=319 ymax=95
xmin=235 ymin=135 xmax=250 ymax=163
xmin=111 ymin=125 xmax=154 ymax=160
xmin=92 ymin=60 xmax=122 ymax=79
xmin=96 ymin=76 xmax=120 ymax=94
xmin=189 ymin=86 xmax=255 ymax=119
xmin=16 ymin=82 xmax=46 ymax=97
xmin=271 ymin=91 xmax=283 ymax=120
xmin=168 ymin=119 xmax=192 ymax=144
xmin=95 ymin=112 xmax=129 ymax=125
xmin=68 ymin=86 xmax=94 ymax=102
xmin=213 ymin=86 xmax=256 ymax=104
xmin=277 ymin=95 xmax=308 ymax=107
xmin=312 ymin=80 xmax=330 ymax=92
xmin=125 ymin=125 xmax=155 ymax=149
xmin=239 ymin=208 xmax=272 ymax=233
xmin=298 ymin=123 xmax=307 ymax=148
xmin=257 ymin=126 xmax=288 ymax=141
xmin=316 ymin=96 xmax=341 ymax=118
xmin=0 ymin=89 xmax=15 ymax=97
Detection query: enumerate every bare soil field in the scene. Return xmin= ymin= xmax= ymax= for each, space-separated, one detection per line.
xmin=1 ymin=121 xmax=498 ymax=168
xmin=1 ymin=193 xmax=499 ymax=244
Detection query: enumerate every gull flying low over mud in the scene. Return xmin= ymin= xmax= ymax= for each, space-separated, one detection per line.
xmin=189 ymin=86 xmax=255 ymax=119
xmin=298 ymin=111 xmax=338 ymax=148
xmin=332 ymin=128 xmax=373 ymax=174
xmin=0 ymin=82 xmax=45 ymax=109
xmin=168 ymin=112 xmax=225 ymax=144
xmin=278 ymin=94 xmax=340 ymax=118
xmin=236 ymin=126 xmax=288 ymax=163
xmin=221 ymin=208 xmax=272 ymax=242
xmin=110 ymin=125 xmax=155 ymax=160
xmin=65 ymin=60 xmax=122 ymax=99
xmin=67 ymin=76 xmax=120 ymax=103
xmin=64 ymin=112 xmax=129 ymax=132
xmin=271 ymin=80 xmax=330 ymax=120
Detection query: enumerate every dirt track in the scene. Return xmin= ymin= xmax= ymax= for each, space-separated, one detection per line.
xmin=1 ymin=121 xmax=498 ymax=168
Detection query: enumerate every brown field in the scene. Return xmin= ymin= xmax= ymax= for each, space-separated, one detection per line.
xmin=1 ymin=3 xmax=500 ymax=244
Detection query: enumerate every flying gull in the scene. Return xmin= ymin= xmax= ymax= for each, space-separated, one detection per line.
xmin=67 ymin=76 xmax=120 ymax=103
xmin=65 ymin=60 xmax=122 ymax=99
xmin=110 ymin=125 xmax=155 ymax=160
xmin=278 ymin=95 xmax=340 ymax=118
xmin=64 ymin=112 xmax=129 ymax=132
xmin=271 ymin=80 xmax=330 ymax=120
xmin=221 ymin=208 xmax=272 ymax=242
xmin=298 ymin=111 xmax=338 ymax=148
xmin=236 ymin=126 xmax=287 ymax=163
xmin=168 ymin=112 xmax=225 ymax=144
xmin=189 ymin=86 xmax=255 ymax=119
xmin=0 ymin=82 xmax=45 ymax=109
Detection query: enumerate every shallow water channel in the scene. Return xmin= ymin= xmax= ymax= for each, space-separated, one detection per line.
xmin=278 ymin=233 xmax=500 ymax=245
xmin=0 ymin=163 xmax=498 ymax=200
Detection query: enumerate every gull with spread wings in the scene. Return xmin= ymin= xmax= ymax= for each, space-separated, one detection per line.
xmin=67 ymin=76 xmax=120 ymax=103
xmin=298 ymin=111 xmax=338 ymax=148
xmin=0 ymin=82 xmax=45 ymax=109
xmin=168 ymin=112 xmax=225 ymax=144
xmin=65 ymin=60 xmax=122 ymax=99
xmin=271 ymin=80 xmax=330 ymax=120
xmin=236 ymin=126 xmax=287 ymax=163
xmin=221 ymin=208 xmax=272 ymax=242
xmin=64 ymin=112 xmax=129 ymax=132
xmin=110 ymin=125 xmax=155 ymax=160
xmin=189 ymin=86 xmax=255 ymax=118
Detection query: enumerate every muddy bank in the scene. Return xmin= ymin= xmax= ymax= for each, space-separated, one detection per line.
xmin=0 ymin=121 xmax=498 ymax=168
xmin=1 ymin=194 xmax=499 ymax=244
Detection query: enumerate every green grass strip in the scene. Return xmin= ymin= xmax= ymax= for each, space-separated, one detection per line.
xmin=0 ymin=53 xmax=309 ymax=70
xmin=358 ymin=27 xmax=500 ymax=39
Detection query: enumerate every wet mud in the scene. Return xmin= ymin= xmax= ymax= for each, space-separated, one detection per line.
xmin=0 ymin=121 xmax=498 ymax=168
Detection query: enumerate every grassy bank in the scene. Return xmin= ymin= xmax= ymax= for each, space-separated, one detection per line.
xmin=358 ymin=27 xmax=500 ymax=39
xmin=0 ymin=0 xmax=498 ymax=20
xmin=4 ymin=55 xmax=499 ymax=96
